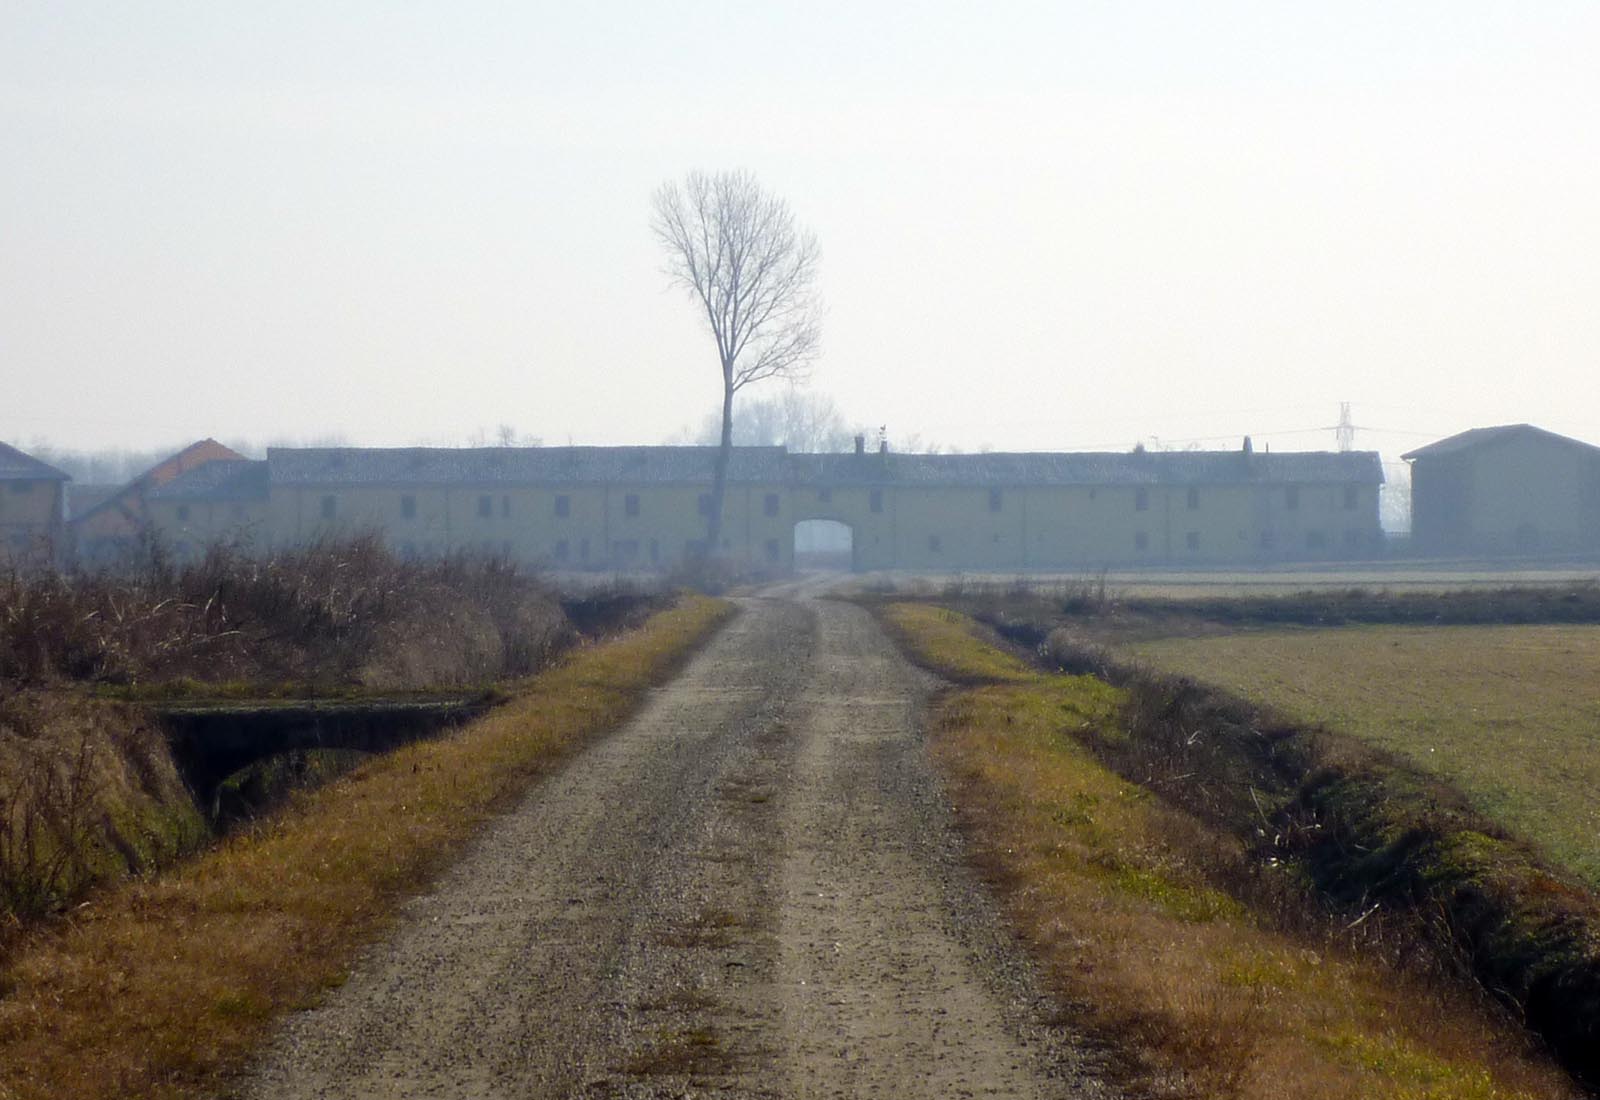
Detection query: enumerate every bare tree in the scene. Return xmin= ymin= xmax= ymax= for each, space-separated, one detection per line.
xmin=653 ymin=170 xmax=821 ymax=555
xmin=692 ymin=389 xmax=855 ymax=453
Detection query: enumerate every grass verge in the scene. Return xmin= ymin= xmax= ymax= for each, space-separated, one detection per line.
xmin=0 ymin=594 xmax=732 ymax=1100
xmin=877 ymin=603 xmax=1578 ymax=1100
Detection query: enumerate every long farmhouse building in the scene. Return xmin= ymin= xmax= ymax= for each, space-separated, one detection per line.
xmin=144 ymin=438 xmax=1384 ymax=571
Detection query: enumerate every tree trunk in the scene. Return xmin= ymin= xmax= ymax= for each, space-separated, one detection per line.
xmin=707 ymin=377 xmax=734 ymax=557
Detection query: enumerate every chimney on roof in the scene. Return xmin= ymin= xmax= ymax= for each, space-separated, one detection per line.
xmin=1242 ymin=435 xmax=1253 ymax=455
xmin=854 ymin=434 xmax=865 ymax=456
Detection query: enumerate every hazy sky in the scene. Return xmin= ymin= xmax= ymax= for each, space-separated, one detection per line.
xmin=4 ymin=2 xmax=1597 ymax=461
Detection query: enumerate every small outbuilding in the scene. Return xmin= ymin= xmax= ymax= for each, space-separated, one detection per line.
xmin=1403 ymin=424 xmax=1600 ymax=557
xmin=0 ymin=441 xmax=71 ymax=566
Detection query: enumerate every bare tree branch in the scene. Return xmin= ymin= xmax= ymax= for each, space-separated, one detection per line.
xmin=652 ymin=170 xmax=822 ymax=557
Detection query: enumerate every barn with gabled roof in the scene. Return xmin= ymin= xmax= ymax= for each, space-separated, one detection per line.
xmin=1403 ymin=424 xmax=1600 ymax=556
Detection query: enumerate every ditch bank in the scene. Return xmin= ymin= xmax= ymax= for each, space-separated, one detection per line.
xmin=0 ymin=687 xmax=500 ymax=924
xmin=967 ymin=608 xmax=1600 ymax=1089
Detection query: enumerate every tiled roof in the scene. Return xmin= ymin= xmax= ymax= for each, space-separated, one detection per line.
xmin=152 ymin=446 xmax=1382 ymax=495
xmin=148 ymin=460 xmax=270 ymax=501
xmin=1401 ymin=424 xmax=1600 ymax=460
xmin=66 ymin=484 xmax=122 ymax=519
xmin=69 ymin=439 xmax=251 ymax=526
xmin=787 ymin=449 xmax=1384 ymax=487
xmin=0 ymin=441 xmax=70 ymax=482
xmin=265 ymin=446 xmax=792 ymax=487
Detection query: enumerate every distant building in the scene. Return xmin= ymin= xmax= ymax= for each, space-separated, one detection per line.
xmin=1403 ymin=424 xmax=1600 ymax=557
xmin=148 ymin=439 xmax=1383 ymax=571
xmin=0 ymin=441 xmax=71 ymax=567
xmin=69 ymin=439 xmax=245 ymax=565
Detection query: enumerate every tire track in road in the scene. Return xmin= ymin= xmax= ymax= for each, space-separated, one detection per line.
xmin=235 ymin=595 xmax=1112 ymax=1099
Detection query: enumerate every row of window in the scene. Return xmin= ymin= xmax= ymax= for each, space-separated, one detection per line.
xmin=300 ymin=485 xmax=1363 ymax=523
xmin=316 ymin=491 xmax=793 ymax=522
xmin=550 ymin=537 xmax=785 ymax=565
xmin=913 ymin=528 xmax=1372 ymax=554
xmin=1133 ymin=486 xmax=1361 ymax=512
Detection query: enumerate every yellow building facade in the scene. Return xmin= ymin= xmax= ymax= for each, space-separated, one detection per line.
xmin=148 ymin=443 xmax=1384 ymax=571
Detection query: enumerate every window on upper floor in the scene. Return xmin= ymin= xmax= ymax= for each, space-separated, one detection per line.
xmin=764 ymin=493 xmax=780 ymax=517
xmin=555 ymin=494 xmax=570 ymax=518
xmin=1135 ymin=487 xmax=1149 ymax=511
xmin=477 ymin=494 xmax=492 ymax=518
xmin=625 ymin=494 xmax=640 ymax=517
xmin=1187 ymin=486 xmax=1200 ymax=510
xmin=988 ymin=488 xmax=1002 ymax=513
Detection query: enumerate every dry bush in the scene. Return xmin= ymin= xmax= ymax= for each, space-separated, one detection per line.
xmin=0 ymin=534 xmax=572 ymax=691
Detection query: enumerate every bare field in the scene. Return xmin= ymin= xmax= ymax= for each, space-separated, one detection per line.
xmin=840 ymin=564 xmax=1600 ymax=600
xmin=1125 ymin=624 xmax=1600 ymax=886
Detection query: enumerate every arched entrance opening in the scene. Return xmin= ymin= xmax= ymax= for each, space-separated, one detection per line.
xmin=794 ymin=519 xmax=855 ymax=572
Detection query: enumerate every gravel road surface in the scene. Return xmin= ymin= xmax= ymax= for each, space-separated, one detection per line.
xmin=235 ymin=592 xmax=1114 ymax=1098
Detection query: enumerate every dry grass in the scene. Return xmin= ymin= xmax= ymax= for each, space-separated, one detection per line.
xmin=0 ymin=595 xmax=732 ymax=1100
xmin=1125 ymin=625 xmax=1600 ymax=888
xmin=0 ymin=692 xmax=206 ymax=919
xmin=879 ymin=603 xmax=1579 ymax=1100
xmin=1 ymin=534 xmax=571 ymax=690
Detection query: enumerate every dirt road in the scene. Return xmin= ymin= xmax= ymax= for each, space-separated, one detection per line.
xmin=237 ymin=595 xmax=1113 ymax=1098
